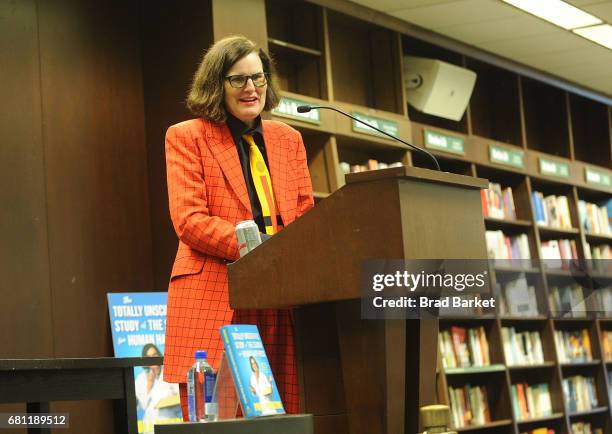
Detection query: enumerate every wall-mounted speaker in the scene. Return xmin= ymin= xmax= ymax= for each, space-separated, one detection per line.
xmin=403 ymin=56 xmax=477 ymax=122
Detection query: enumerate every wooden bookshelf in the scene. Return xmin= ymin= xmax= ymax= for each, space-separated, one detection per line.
xmin=455 ymin=419 xmax=514 ymax=432
xmin=265 ymin=0 xmax=327 ymax=99
xmin=260 ymin=2 xmax=612 ymax=433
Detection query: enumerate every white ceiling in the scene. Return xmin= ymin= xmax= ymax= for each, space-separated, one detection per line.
xmin=347 ymin=0 xmax=612 ymax=99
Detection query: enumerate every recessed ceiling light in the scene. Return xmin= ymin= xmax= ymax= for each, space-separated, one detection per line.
xmin=573 ymin=24 xmax=612 ymax=50
xmin=502 ymin=0 xmax=602 ymax=30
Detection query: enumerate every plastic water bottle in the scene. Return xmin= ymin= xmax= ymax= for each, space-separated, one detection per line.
xmin=187 ymin=350 xmax=217 ymax=422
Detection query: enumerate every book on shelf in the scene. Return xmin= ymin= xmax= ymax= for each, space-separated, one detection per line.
xmin=439 ymin=326 xmax=491 ymax=369
xmin=486 ymin=230 xmax=531 ymax=260
xmin=608 ymin=371 xmax=612 ymax=405
xmin=562 ymin=375 xmax=598 ymax=412
xmin=482 ymin=182 xmax=516 ymax=220
xmin=554 ymin=328 xmax=592 ymax=363
xmin=520 ymin=429 xmax=556 ymax=434
xmin=549 ymin=285 xmax=587 ymax=318
xmin=583 ymin=242 xmax=612 ymax=261
xmin=578 ymin=200 xmax=611 ymax=235
xmin=541 ymin=239 xmax=578 ymax=269
xmin=448 ymin=384 xmax=491 ymax=428
xmin=570 ymin=421 xmax=603 ymax=434
xmin=532 ymin=192 xmax=573 ymax=229
xmin=501 ymin=327 xmax=545 ymax=365
xmin=339 ymin=160 xmax=402 ymax=174
xmin=498 ymin=274 xmax=539 ymax=316
xmin=592 ymin=288 xmax=612 ymax=317
xmin=602 ymin=330 xmax=612 ymax=361
xmin=510 ymin=382 xmax=553 ymax=421
xmin=219 ymin=324 xmax=285 ymax=417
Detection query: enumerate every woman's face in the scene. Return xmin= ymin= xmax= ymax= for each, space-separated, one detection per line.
xmin=250 ymin=357 xmax=259 ymax=373
xmin=223 ymin=52 xmax=267 ymax=127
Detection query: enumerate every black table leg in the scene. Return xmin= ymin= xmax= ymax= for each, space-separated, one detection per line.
xmin=114 ymin=367 xmax=137 ymax=434
xmin=26 ymin=402 xmax=50 ymax=434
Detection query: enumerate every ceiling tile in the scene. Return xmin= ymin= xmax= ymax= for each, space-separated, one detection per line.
xmin=553 ymin=57 xmax=612 ymax=75
xmin=438 ymin=14 xmax=557 ymax=44
xmin=565 ymin=0 xmax=611 ymax=7
xmin=478 ymin=31 xmax=594 ymax=58
xmin=580 ymin=3 xmax=612 ymax=22
xmin=518 ymin=45 xmax=611 ymax=69
xmin=391 ymin=0 xmax=517 ymax=28
xmin=347 ymin=0 xmax=457 ymax=13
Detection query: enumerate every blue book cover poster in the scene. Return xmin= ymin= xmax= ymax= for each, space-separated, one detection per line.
xmin=220 ymin=324 xmax=285 ymax=417
xmin=107 ymin=292 xmax=182 ymax=433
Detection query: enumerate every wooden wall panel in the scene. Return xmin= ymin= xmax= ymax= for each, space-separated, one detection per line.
xmin=0 ymin=0 xmax=54 ymax=358
xmin=34 ymin=1 xmax=153 ymax=432
xmin=140 ymin=0 xmax=213 ymax=291
xmin=212 ymin=0 xmax=268 ymax=49
xmin=37 ymin=0 xmax=153 ymax=358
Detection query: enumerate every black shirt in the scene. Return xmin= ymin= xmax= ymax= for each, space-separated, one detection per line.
xmin=226 ymin=114 xmax=283 ymax=232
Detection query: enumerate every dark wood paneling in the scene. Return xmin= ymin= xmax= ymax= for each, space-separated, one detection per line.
xmin=327 ymin=11 xmax=370 ymax=108
xmin=522 ymin=77 xmax=571 ymax=158
xmin=569 ymin=93 xmax=611 ymax=168
xmin=35 ymin=2 xmax=154 ymax=431
xmin=0 ymin=0 xmax=54 ymax=358
xmin=140 ymin=0 xmax=213 ymax=291
xmin=212 ymin=0 xmax=268 ymax=49
xmin=468 ymin=58 xmax=522 ymax=146
xmin=37 ymin=0 xmax=153 ymax=357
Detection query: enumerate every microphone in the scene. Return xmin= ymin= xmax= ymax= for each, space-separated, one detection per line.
xmin=296 ymin=105 xmax=440 ymax=171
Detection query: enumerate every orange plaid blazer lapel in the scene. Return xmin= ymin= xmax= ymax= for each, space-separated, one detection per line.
xmin=262 ymin=122 xmax=291 ymax=224
xmin=207 ymin=122 xmax=250 ymax=212
xmin=205 ymin=120 xmax=295 ymax=224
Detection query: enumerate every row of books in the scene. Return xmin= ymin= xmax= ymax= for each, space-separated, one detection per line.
xmin=602 ymin=330 xmax=612 ymax=361
xmin=448 ymin=384 xmax=491 ymax=428
xmin=531 ymin=192 xmax=573 ymax=230
xmin=549 ymin=285 xmax=587 ymax=318
xmin=497 ymin=275 xmax=539 ymax=317
xmin=608 ymin=371 xmax=612 ymax=405
xmin=482 ymin=182 xmax=517 ymax=220
xmin=510 ymin=382 xmax=553 ymax=421
xmin=578 ymin=200 xmax=611 ymax=235
xmin=593 ymin=288 xmax=612 ymax=317
xmin=520 ymin=429 xmax=555 ymax=434
xmin=486 ymin=231 xmax=531 ymax=260
xmin=584 ymin=243 xmax=611 ymax=260
xmin=439 ymin=326 xmax=491 ymax=369
xmin=338 ymin=160 xmax=402 ymax=174
xmin=562 ymin=375 xmax=598 ymax=412
xmin=570 ymin=422 xmax=603 ymax=434
xmin=501 ymin=327 xmax=545 ymax=366
xmin=554 ymin=329 xmax=593 ymax=363
xmin=541 ymin=239 xmax=578 ymax=262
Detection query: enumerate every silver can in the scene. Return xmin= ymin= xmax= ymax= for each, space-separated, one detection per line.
xmin=235 ymin=220 xmax=262 ymax=257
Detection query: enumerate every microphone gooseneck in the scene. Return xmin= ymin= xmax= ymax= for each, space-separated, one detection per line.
xmin=296 ymin=105 xmax=441 ymax=171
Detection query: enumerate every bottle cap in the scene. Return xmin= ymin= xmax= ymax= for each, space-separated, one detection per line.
xmin=195 ymin=350 xmax=207 ymax=359
xmin=420 ymin=404 xmax=452 ymax=433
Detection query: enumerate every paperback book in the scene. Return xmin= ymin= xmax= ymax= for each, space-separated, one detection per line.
xmin=219 ymin=324 xmax=285 ymax=417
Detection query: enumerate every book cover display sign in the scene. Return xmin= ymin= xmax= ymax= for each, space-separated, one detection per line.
xmin=107 ymin=292 xmax=182 ymax=433
xmin=219 ymin=324 xmax=285 ymax=417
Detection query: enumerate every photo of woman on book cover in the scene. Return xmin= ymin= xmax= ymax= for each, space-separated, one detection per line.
xmin=135 ymin=343 xmax=181 ymax=433
xmin=248 ymin=356 xmax=276 ymax=414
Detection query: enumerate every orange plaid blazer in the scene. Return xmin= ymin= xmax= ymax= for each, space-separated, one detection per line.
xmin=163 ymin=118 xmax=313 ymax=411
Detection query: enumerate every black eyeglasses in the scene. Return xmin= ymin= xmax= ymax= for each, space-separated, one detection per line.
xmin=225 ymin=72 xmax=269 ymax=88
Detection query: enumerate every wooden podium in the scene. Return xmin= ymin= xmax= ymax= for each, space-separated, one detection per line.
xmin=228 ymin=167 xmax=488 ymax=434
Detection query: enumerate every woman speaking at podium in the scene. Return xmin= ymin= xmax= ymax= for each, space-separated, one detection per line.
xmin=163 ymin=35 xmax=314 ymax=419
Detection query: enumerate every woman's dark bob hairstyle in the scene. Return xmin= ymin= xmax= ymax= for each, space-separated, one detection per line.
xmin=187 ymin=35 xmax=280 ymax=122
